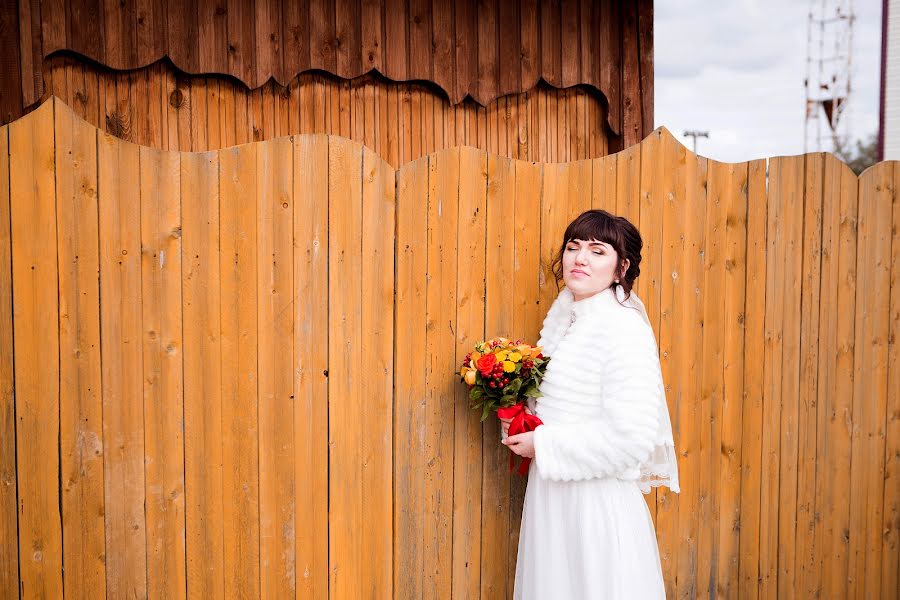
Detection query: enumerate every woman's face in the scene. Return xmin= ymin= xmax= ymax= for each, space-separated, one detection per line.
xmin=562 ymin=238 xmax=629 ymax=301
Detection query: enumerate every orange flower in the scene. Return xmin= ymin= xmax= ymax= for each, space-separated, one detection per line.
xmin=476 ymin=353 xmax=498 ymax=376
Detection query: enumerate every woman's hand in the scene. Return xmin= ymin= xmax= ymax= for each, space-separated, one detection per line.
xmin=502 ymin=431 xmax=536 ymax=459
xmin=499 ymin=406 xmax=534 ymax=437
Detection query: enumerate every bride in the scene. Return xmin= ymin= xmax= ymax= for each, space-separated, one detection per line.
xmin=501 ymin=209 xmax=680 ymax=599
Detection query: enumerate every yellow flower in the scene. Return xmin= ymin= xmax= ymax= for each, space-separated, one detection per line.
xmin=496 ymin=350 xmax=509 ymax=361
xmin=503 ymin=361 xmax=516 ymax=373
xmin=508 ymin=352 xmax=522 ymax=362
xmin=464 ymin=370 xmax=477 ymax=385
xmin=471 ymin=351 xmax=481 ymax=362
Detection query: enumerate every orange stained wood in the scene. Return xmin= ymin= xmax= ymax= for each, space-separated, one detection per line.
xmin=0 ymin=97 xmax=898 ymax=600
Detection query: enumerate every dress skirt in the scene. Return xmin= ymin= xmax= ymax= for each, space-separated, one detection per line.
xmin=513 ymin=461 xmax=666 ymax=600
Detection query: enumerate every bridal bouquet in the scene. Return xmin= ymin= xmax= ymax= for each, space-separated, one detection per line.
xmin=458 ymin=337 xmax=549 ymax=476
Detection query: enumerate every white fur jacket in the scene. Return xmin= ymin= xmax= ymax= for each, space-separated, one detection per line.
xmin=530 ymin=285 xmax=680 ymax=493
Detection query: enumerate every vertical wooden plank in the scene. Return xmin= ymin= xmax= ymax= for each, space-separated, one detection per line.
xmin=140 ymin=145 xmax=187 ymax=600
xmin=394 ymin=154 xmax=429 ymax=599
xmin=432 ymin=0 xmax=454 ymax=101
xmin=0 ymin=0 xmax=23 ymax=125
xmin=55 ymin=100 xmax=106 ymax=599
xmin=181 ymin=150 xmax=224 ymax=599
xmin=795 ymin=153 xmax=824 ymax=598
xmin=775 ymin=155 xmax=804 ymax=600
xmin=883 ymin=151 xmax=900 ymax=599
xmin=255 ymin=0 xmax=283 ymax=87
xmin=476 ymin=0 xmax=498 ymax=105
xmin=698 ymin=155 xmax=729 ymax=598
xmin=738 ymin=159 xmax=768 ymax=600
xmin=308 ymin=0 xmax=336 ymax=73
xmin=135 ymin=0 xmax=167 ymax=64
xmin=335 ymin=0 xmax=361 ymax=76
xmin=218 ymin=143 xmax=260 ymax=600
xmin=482 ymin=153 xmax=515 ymax=600
xmin=520 ymin=0 xmax=539 ymax=92
xmin=384 ymin=0 xmax=408 ymax=82
xmin=498 ymin=0 xmax=520 ymax=96
xmin=282 ymin=0 xmax=310 ymax=80
xmin=293 ymin=134 xmax=329 ymax=599
xmin=327 ymin=137 xmax=364 ymax=600
xmin=98 ymin=128 xmax=148 ymax=600
xmin=637 ymin=0 xmax=655 ymax=137
xmin=409 ymin=89 xmax=422 ymax=165
xmin=567 ymin=156 xmax=592 ymax=219
xmin=361 ymin=0 xmax=383 ymax=72
xmin=198 ymin=0 xmax=228 ymax=73
xmin=451 ymin=147 xmax=486 ymax=600
xmin=507 ymin=159 xmax=543 ymax=596
xmin=539 ymin=161 xmax=568 ymax=311
xmin=672 ymin=149 xmax=708 ymax=598
xmin=716 ymin=160 xmax=749 ymax=598
xmin=312 ymin=75 xmax=326 ymax=135
xmin=423 ymin=148 xmax=457 ymax=598
xmin=591 ymin=153 xmax=616 ymax=211
xmin=640 ymin=131 xmax=683 ymax=599
xmin=539 ymin=0 xmax=560 ymax=87
xmin=453 ymin=0 xmax=474 ymax=104
xmin=103 ymin=0 xmax=137 ymax=66
xmin=408 ymin=0 xmax=433 ymax=80
xmin=10 ymin=90 xmax=62 ymax=600
xmin=257 ymin=136 xmax=296 ymax=598
xmin=849 ymin=163 xmax=893 ymax=599
xmin=166 ymin=0 xmax=199 ymax=73
xmin=226 ymin=0 xmax=256 ymax=86
xmin=758 ymin=156 xmax=786 ymax=599
xmin=615 ymin=141 xmax=640 ymax=228
xmin=207 ymin=79 xmax=222 ymax=151
xmin=559 ymin=0 xmax=579 ymax=88
xmin=653 ymin=132 xmax=682 ymax=594
xmin=637 ymin=130 xmax=664 ymax=338
xmin=147 ymin=62 xmax=165 ymax=150
xmin=359 ymin=146 xmax=394 ymax=597
xmin=0 ymin=123 xmax=17 ymax=600
xmin=620 ymin=0 xmax=641 ymax=147
xmin=813 ymin=156 xmax=857 ymax=600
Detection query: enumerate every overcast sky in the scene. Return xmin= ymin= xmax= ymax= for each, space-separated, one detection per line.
xmin=654 ymin=0 xmax=881 ymax=163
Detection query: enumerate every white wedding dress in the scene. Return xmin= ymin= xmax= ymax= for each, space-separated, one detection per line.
xmin=512 ymin=285 xmax=679 ymax=600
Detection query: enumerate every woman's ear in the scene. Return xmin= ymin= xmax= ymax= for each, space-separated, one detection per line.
xmin=621 ymin=258 xmax=630 ymax=278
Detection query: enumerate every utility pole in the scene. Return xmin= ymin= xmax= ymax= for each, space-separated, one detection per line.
xmin=683 ymin=130 xmax=709 ymax=154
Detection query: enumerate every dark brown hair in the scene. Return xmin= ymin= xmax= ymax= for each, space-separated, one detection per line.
xmin=549 ymin=209 xmax=643 ymax=303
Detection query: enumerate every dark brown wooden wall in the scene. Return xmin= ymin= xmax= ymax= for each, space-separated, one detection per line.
xmin=1 ymin=0 xmax=654 ymax=150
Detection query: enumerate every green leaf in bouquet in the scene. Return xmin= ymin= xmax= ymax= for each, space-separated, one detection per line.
xmin=522 ymin=384 xmax=541 ymax=398
xmin=469 ymin=387 xmax=484 ymax=402
xmin=506 ymin=378 xmax=522 ymax=394
xmin=500 ymin=393 xmax=517 ymax=407
xmin=480 ymin=402 xmax=492 ymax=422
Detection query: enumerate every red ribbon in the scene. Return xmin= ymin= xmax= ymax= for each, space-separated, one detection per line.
xmin=497 ymin=403 xmax=544 ymax=477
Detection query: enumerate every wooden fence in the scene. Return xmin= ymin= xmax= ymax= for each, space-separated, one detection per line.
xmin=1 ymin=96 xmax=898 ymax=599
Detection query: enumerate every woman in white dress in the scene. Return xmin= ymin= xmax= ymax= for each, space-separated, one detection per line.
xmin=501 ymin=209 xmax=680 ymax=599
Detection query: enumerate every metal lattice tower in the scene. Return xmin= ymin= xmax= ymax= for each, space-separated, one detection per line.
xmin=804 ymin=0 xmax=856 ymax=153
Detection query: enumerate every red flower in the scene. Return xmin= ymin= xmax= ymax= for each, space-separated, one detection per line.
xmin=476 ymin=352 xmax=498 ymax=376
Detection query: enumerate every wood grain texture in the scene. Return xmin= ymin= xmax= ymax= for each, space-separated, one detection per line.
xmin=55 ymin=98 xmax=106 ymax=599
xmin=10 ymin=97 xmax=63 ymax=600
xmin=3 ymin=103 xmax=900 ymax=598
xmin=9 ymin=0 xmax=654 ymax=141
xmin=0 ymin=124 xmax=16 ymax=600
